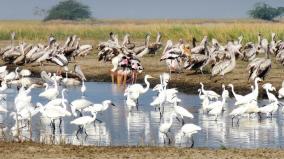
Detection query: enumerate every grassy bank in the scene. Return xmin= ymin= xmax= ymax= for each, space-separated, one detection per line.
xmin=0 ymin=20 xmax=284 ymax=43
xmin=0 ymin=141 xmax=283 ymax=159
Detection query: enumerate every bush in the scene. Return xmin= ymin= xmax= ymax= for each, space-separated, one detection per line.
xmin=44 ymin=0 xmax=91 ymax=21
xmin=248 ymin=3 xmax=284 ymax=21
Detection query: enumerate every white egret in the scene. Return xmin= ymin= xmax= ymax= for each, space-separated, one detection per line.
xmin=70 ymin=111 xmax=98 ymax=137
xmin=83 ymin=100 xmax=115 ymax=113
xmin=81 ymin=80 xmax=86 ymax=96
xmin=125 ymin=74 xmax=154 ymax=103
xmin=159 ymin=112 xmax=176 ymax=144
xmin=200 ymin=82 xmax=220 ymax=100
xmin=70 ymin=98 xmax=93 ymax=116
xmin=39 ymin=79 xmax=59 ymax=100
xmin=179 ymin=123 xmax=201 ymax=148
xmin=172 ymin=97 xmax=194 ymax=125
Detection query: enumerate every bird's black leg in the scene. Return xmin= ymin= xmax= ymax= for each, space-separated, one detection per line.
xmin=52 ymin=120 xmax=56 ymax=135
xmin=190 ymin=137 xmax=194 ymax=148
xmin=76 ymin=126 xmax=81 ymax=139
xmin=182 ymin=119 xmax=185 ymax=125
xmin=95 ymin=119 xmax=102 ymax=123
xmin=59 ymin=118 xmax=62 ymax=134
xmin=176 ymin=117 xmax=181 ymax=122
xmin=84 ymin=127 xmax=88 ymax=137
xmin=231 ymin=116 xmax=235 ymax=126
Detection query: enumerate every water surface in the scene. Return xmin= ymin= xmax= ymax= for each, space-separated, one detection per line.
xmin=0 ymin=82 xmax=283 ymax=148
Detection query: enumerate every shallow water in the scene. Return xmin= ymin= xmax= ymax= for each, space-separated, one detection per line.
xmin=0 ymin=82 xmax=284 ymax=148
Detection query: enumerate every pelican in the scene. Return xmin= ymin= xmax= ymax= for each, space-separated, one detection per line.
xmin=211 ymin=42 xmax=239 ymax=78
xmin=247 ymin=44 xmax=271 ymax=81
xmin=74 ymin=64 xmax=86 ymax=81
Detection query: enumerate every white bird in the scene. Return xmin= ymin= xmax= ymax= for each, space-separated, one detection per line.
xmin=278 ymin=80 xmax=284 ymax=98
xmin=19 ymin=69 xmax=31 ymax=77
xmin=208 ymin=92 xmax=228 ymax=120
xmin=83 ymin=100 xmax=115 ymax=113
xmin=228 ymin=83 xmax=244 ymax=102
xmin=235 ymin=77 xmax=261 ymax=106
xmin=39 ymin=79 xmax=59 ymax=100
xmin=203 ymin=95 xmax=224 ymax=113
xmin=221 ymin=84 xmax=229 ymax=102
xmin=200 ymin=82 xmax=220 ymax=100
xmin=37 ymin=100 xmax=71 ymax=133
xmin=81 ymin=80 xmax=86 ymax=96
xmin=125 ymin=74 xmax=154 ymax=103
xmin=70 ymin=98 xmax=93 ymax=116
xmin=258 ymin=101 xmax=278 ymax=118
xmin=0 ymin=104 xmax=7 ymax=112
xmin=159 ymin=112 xmax=176 ymax=144
xmin=45 ymin=89 xmax=68 ymax=107
xmin=179 ymin=123 xmax=201 ymax=148
xmin=70 ymin=111 xmax=98 ymax=137
xmin=262 ymin=83 xmax=277 ymax=103
xmin=4 ymin=67 xmax=19 ymax=81
xmin=172 ymin=97 xmax=194 ymax=125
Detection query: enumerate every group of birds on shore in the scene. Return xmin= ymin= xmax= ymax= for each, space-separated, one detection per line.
xmin=0 ymin=32 xmax=93 ymax=68
xmin=160 ymin=32 xmax=284 ymax=81
xmin=97 ymin=32 xmax=162 ymax=84
xmin=97 ymin=32 xmax=284 ymax=85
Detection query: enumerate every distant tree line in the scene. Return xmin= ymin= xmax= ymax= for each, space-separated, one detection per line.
xmin=249 ymin=2 xmax=284 ymax=21
xmin=44 ymin=0 xmax=91 ymax=21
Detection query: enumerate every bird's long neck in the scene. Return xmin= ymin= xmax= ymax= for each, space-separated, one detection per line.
xmin=168 ymin=115 xmax=173 ymax=127
xmin=15 ymin=68 xmax=18 ymax=77
xmin=230 ymin=85 xmax=237 ymax=97
xmin=201 ymin=83 xmax=205 ymax=93
xmin=253 ymin=80 xmax=259 ymax=99
xmin=142 ymin=77 xmax=150 ymax=93
xmin=54 ymin=79 xmax=58 ymax=90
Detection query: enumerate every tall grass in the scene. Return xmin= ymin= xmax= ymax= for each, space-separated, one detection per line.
xmin=0 ymin=20 xmax=284 ymax=43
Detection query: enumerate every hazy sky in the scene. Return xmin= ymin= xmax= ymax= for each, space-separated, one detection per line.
xmin=0 ymin=0 xmax=283 ymax=20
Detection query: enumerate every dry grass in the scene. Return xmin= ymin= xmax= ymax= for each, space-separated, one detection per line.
xmin=0 ymin=141 xmax=284 ymax=159
xmin=0 ymin=20 xmax=284 ymax=43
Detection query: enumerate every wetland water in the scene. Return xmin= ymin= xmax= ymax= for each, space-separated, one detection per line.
xmin=0 ymin=82 xmax=283 ymax=148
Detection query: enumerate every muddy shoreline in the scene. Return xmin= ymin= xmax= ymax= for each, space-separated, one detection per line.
xmin=1 ymin=141 xmax=284 ymax=159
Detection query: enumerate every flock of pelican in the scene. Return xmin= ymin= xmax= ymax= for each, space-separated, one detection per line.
xmin=98 ymin=32 xmax=284 ymax=85
xmin=0 ymin=33 xmax=92 ymax=69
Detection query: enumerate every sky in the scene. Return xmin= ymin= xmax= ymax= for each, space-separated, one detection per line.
xmin=0 ymin=0 xmax=283 ymax=20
